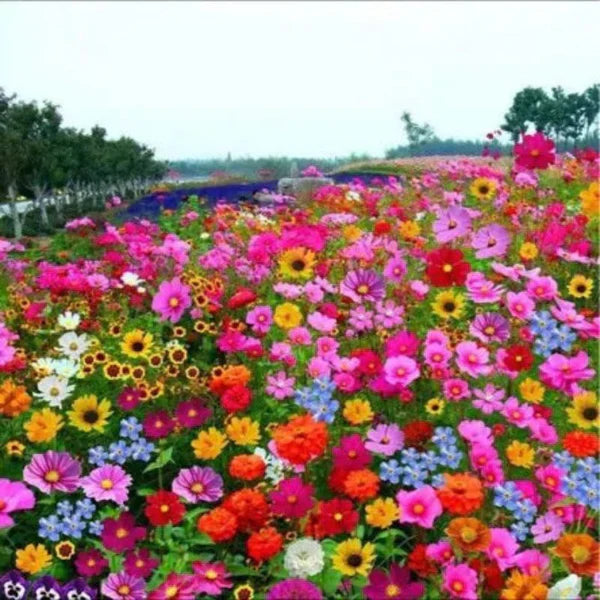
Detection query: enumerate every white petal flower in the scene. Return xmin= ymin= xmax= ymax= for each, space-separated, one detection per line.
xmin=34 ymin=375 xmax=74 ymax=408
xmin=547 ymin=574 xmax=581 ymax=600
xmin=57 ymin=332 xmax=90 ymax=360
xmin=284 ymin=538 xmax=324 ymax=578
xmin=57 ymin=311 xmax=81 ymax=330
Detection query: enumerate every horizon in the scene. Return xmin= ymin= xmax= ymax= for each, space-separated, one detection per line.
xmin=2 ymin=1 xmax=599 ymax=160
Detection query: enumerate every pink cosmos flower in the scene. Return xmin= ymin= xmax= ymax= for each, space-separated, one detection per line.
xmin=511 ymin=550 xmax=550 ymax=580
xmin=151 ymin=277 xmax=191 ymax=323
xmin=80 ymin=465 xmax=132 ymax=506
xmin=505 ymin=291 xmax=535 ymax=320
xmin=266 ymin=371 xmax=296 ymax=400
xmin=426 ymin=541 xmax=455 ymax=565
xmin=333 ymin=434 xmax=372 ymax=470
xmin=192 ymin=562 xmax=233 ymax=596
xmin=172 ymin=466 xmax=223 ymax=504
xmin=535 ymin=465 xmax=565 ymax=494
xmin=526 ymin=276 xmax=558 ymax=301
xmin=269 ymin=476 xmax=314 ymax=518
xmin=269 ymin=342 xmax=295 ymax=366
xmin=457 ymin=420 xmax=493 ymax=446
xmin=472 ymin=384 xmax=505 ymax=414
xmin=304 ymin=282 xmax=324 ymax=303
xmin=455 ymin=341 xmax=491 ymax=378
xmin=365 ymin=424 xmax=404 ymax=456
xmin=383 ymin=355 xmax=420 ymax=387
xmin=23 ymin=451 xmax=81 ymax=494
xmin=307 ymin=357 xmax=331 ymax=378
xmin=443 ymin=378 xmax=470 ymax=401
xmin=374 ymin=300 xmax=404 ymax=329
xmin=529 ymin=418 xmax=558 ymax=445
xmin=501 ymin=397 xmax=534 ymax=428
xmin=466 ymin=272 xmax=503 ymax=303
xmin=246 ymin=305 xmax=273 ymax=335
xmin=385 ymin=331 xmax=420 ymax=357
xmin=0 ymin=479 xmax=35 ymax=527
xmin=424 ymin=343 xmax=452 ymax=369
xmin=409 ymin=280 xmax=429 ymax=299
xmin=486 ymin=528 xmax=518 ymax=571
xmin=316 ymin=336 xmax=339 ymax=359
xmin=101 ymin=572 xmax=146 ymax=600
xmin=124 ymin=548 xmax=160 ymax=578
xmin=442 ymin=563 xmax=478 ymax=600
xmin=396 ymin=486 xmax=442 ymax=529
xmin=148 ymin=574 xmax=199 ymax=600
xmin=383 ymin=256 xmax=407 ymax=283
xmin=531 ymin=512 xmax=564 ymax=544
xmin=348 ymin=306 xmax=374 ymax=331
xmin=307 ymin=311 xmax=336 ymax=334
xmin=539 ymin=351 xmax=595 ymax=394
xmin=288 ymin=327 xmax=311 ymax=345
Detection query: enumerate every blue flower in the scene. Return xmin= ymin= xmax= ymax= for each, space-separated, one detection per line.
xmin=432 ymin=427 xmax=457 ymax=447
xmin=401 ymin=465 xmax=428 ymax=488
xmin=438 ymin=446 xmax=462 ymax=469
xmin=552 ymin=451 xmax=575 ymax=471
xmin=88 ymin=446 xmax=108 ymax=467
xmin=307 ymin=398 xmax=339 ymax=424
xmin=574 ymin=457 xmax=600 ymax=479
xmin=87 ymin=520 xmax=103 ymax=536
xmin=129 ymin=438 xmax=155 ymax=462
xmin=420 ymin=450 xmax=441 ymax=472
xmin=120 ymin=416 xmax=143 ymax=440
xmin=108 ymin=440 xmax=132 ymax=465
xmin=493 ymin=481 xmax=522 ymax=511
xmin=38 ymin=515 xmax=62 ymax=542
xmin=75 ymin=499 xmax=96 ymax=520
xmin=55 ymin=500 xmax=73 ymax=517
xmin=534 ymin=335 xmax=558 ymax=358
xmin=312 ymin=377 xmax=336 ymax=396
xmin=399 ymin=447 xmax=420 ymax=465
xmin=555 ymin=324 xmax=576 ymax=352
xmin=510 ymin=521 xmax=529 ymax=542
xmin=513 ymin=499 xmax=537 ymax=524
xmin=430 ymin=473 xmax=445 ymax=488
xmin=61 ymin=515 xmax=86 ymax=539
xmin=380 ymin=459 xmax=402 ymax=484
xmin=530 ymin=311 xmax=557 ymax=336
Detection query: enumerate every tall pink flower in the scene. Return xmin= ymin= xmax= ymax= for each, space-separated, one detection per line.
xmin=192 ymin=561 xmax=232 ymax=596
xmin=80 ymin=465 xmax=132 ymax=506
xmin=505 ymin=291 xmax=535 ymax=320
xmin=396 ymin=486 xmax=442 ymax=529
xmin=0 ymin=479 xmax=35 ymax=527
xmin=455 ymin=341 xmax=491 ymax=378
xmin=486 ymin=528 xmax=518 ymax=571
xmin=269 ymin=476 xmax=314 ymax=518
xmin=151 ymin=277 xmax=191 ymax=323
xmin=539 ymin=351 xmax=595 ymax=393
xmin=442 ymin=563 xmax=478 ymax=599
xmin=383 ymin=355 xmax=420 ymax=387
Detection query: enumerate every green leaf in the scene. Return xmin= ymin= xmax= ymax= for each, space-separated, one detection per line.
xmin=143 ymin=446 xmax=173 ymax=473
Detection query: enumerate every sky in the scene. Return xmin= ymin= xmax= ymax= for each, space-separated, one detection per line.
xmin=1 ymin=1 xmax=598 ymax=160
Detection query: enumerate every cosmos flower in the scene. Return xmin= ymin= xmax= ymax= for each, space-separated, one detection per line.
xmin=23 ymin=451 xmax=81 ymax=494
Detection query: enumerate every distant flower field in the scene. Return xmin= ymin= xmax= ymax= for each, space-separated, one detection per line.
xmin=0 ymin=134 xmax=599 ymax=600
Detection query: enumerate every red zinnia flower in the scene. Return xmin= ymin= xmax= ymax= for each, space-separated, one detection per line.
xmin=425 ymin=248 xmax=471 ymax=287
xmin=220 ymin=384 xmax=252 ymax=413
xmin=406 ymin=543 xmax=437 ymax=577
xmin=563 ymin=431 xmax=600 ymax=458
xmin=145 ymin=490 xmax=186 ymax=526
xmin=504 ymin=345 xmax=534 ymax=372
xmin=312 ymin=498 xmax=359 ymax=539
xmin=222 ymin=489 xmax=269 ymax=532
xmin=246 ymin=526 xmax=283 ymax=563
xmin=514 ymin=132 xmax=555 ymax=170
xmin=227 ymin=288 xmax=257 ymax=309
xmin=403 ymin=420 xmax=434 ymax=449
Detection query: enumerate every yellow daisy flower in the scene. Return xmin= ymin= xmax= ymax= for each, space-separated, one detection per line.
xmin=192 ymin=427 xmax=227 ymax=459
xmin=568 ymin=275 xmax=593 ymax=299
xmin=278 ymin=247 xmax=316 ymax=280
xmin=365 ymin=498 xmax=399 ymax=529
xmin=566 ymin=391 xmax=599 ymax=430
xmin=274 ymin=303 xmax=303 ymax=330
xmin=470 ymin=177 xmax=497 ymax=201
xmin=399 ymin=220 xmax=420 ymax=240
xmin=432 ymin=290 xmax=466 ymax=320
xmin=506 ymin=440 xmax=535 ymax=468
xmin=425 ymin=397 xmax=445 ymax=416
xmin=343 ymin=398 xmax=374 ymax=425
xmin=120 ymin=329 xmax=154 ymax=359
xmin=67 ymin=395 xmax=112 ymax=433
xmin=519 ymin=242 xmax=538 ymax=261
xmin=332 ymin=538 xmax=375 ymax=577
xmin=226 ymin=417 xmax=260 ymax=446
xmin=24 ymin=409 xmax=64 ymax=443
xmin=15 ymin=544 xmax=52 ymax=575
xmin=579 ymin=181 xmax=599 ymax=218
xmin=519 ymin=378 xmax=545 ymax=404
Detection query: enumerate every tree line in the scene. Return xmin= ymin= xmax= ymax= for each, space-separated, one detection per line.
xmin=0 ymin=87 xmax=165 ymax=238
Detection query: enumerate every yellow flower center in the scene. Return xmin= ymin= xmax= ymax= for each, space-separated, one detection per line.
xmin=452 ymin=581 xmax=464 ymax=592
xmin=357 ymin=284 xmax=369 ymax=295
xmin=44 ymin=470 xmax=60 ymax=483
xmin=287 ymin=495 xmax=297 ymax=504
xmin=385 ymin=584 xmax=401 ymax=597
xmin=443 ymin=264 xmax=452 ymax=273
xmin=412 ymin=503 xmax=425 ymax=515
xmin=460 ymin=527 xmax=477 ymax=543
xmin=205 ymin=570 xmax=218 ymax=581
xmin=165 ymin=586 xmax=179 ymax=599
xmin=571 ymin=545 xmax=590 ymax=564
xmin=191 ymin=483 xmax=204 ymax=494
xmin=160 ymin=504 xmax=170 ymax=513
xmin=101 ymin=479 xmax=114 ymax=490
xmin=118 ymin=585 xmax=131 ymax=595
xmin=116 ymin=527 xmax=128 ymax=539
xmin=334 ymin=512 xmax=343 ymax=522
xmin=169 ymin=297 xmax=180 ymax=308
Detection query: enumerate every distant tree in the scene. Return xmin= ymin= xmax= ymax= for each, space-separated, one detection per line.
xmin=400 ymin=112 xmax=436 ymax=153
xmin=501 ymin=87 xmax=551 ymax=141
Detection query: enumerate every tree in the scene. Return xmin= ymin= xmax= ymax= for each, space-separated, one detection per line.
xmin=400 ymin=112 xmax=436 ymax=153
xmin=501 ymin=87 xmax=551 ymax=141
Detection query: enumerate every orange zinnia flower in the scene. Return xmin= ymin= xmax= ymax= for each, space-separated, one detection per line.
xmin=228 ymin=454 xmax=266 ymax=481
xmin=437 ymin=473 xmax=484 ymax=515
xmin=209 ymin=365 xmax=251 ymax=395
xmin=500 ymin=571 xmax=547 ymax=600
xmin=446 ymin=517 xmax=491 ymax=553
xmin=554 ymin=533 xmax=600 ymax=576
xmin=197 ymin=507 xmax=238 ymax=542
xmin=223 ymin=489 xmax=269 ymax=532
xmin=343 ymin=469 xmax=380 ymax=502
xmin=0 ymin=379 xmax=31 ymax=417
xmin=272 ymin=414 xmax=328 ymax=465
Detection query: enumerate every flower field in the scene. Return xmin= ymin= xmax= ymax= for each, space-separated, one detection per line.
xmin=0 ymin=134 xmax=599 ymax=600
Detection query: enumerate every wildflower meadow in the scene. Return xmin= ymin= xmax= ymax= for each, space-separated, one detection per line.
xmin=0 ymin=134 xmax=599 ymax=600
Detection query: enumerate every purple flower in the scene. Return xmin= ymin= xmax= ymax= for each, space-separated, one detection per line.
xmin=80 ymin=464 xmax=132 ymax=506
xmin=472 ymin=224 xmax=511 ymax=258
xmin=383 ymin=256 xmax=407 ymax=283
xmin=472 ymin=384 xmax=505 ymax=414
xmin=172 ymin=466 xmax=223 ymax=504
xmin=101 ymin=572 xmax=146 ymax=600
xmin=365 ymin=424 xmax=404 ymax=456
xmin=433 ymin=206 xmax=471 ymax=243
xmin=266 ymin=371 xmax=296 ymax=400
xmin=0 ymin=571 xmax=28 ymax=600
xmin=348 ymin=306 xmax=375 ymax=331
xmin=31 ymin=576 xmax=62 ymax=600
xmin=23 ymin=451 xmax=81 ymax=494
xmin=470 ymin=312 xmax=509 ymax=344
xmin=466 ymin=272 xmax=504 ymax=303
xmin=531 ymin=512 xmax=564 ymax=543
xmin=340 ymin=269 xmax=384 ymax=303
xmin=63 ymin=578 xmax=97 ymax=600
xmin=266 ymin=579 xmax=323 ymax=600
xmin=375 ymin=300 xmax=404 ymax=329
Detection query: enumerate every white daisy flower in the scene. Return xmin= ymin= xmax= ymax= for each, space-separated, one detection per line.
xmin=284 ymin=538 xmax=324 ymax=578
xmin=121 ymin=271 xmax=144 ymax=287
xmin=31 ymin=357 xmax=56 ymax=378
xmin=57 ymin=311 xmax=81 ymax=330
xmin=34 ymin=375 xmax=74 ymax=407
xmin=50 ymin=358 xmax=80 ymax=379
xmin=547 ymin=575 xmax=581 ymax=600
xmin=57 ymin=332 xmax=90 ymax=360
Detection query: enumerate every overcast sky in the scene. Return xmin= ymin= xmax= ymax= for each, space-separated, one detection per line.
xmin=1 ymin=1 xmax=598 ymax=160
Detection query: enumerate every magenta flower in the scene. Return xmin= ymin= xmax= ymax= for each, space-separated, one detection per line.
xmin=471 ymin=224 xmax=510 ymax=259
xmin=148 ymin=574 xmax=199 ymax=600
xmin=101 ymin=572 xmax=146 ymax=600
xmin=469 ymin=312 xmax=509 ymax=344
xmin=455 ymin=341 xmax=491 ymax=378
xmin=270 ymin=476 xmax=314 ymax=519
xmin=124 ymin=548 xmax=160 ymax=578
xmin=442 ymin=563 xmax=478 ymax=599
xmin=172 ymin=466 xmax=223 ymax=504
xmin=0 ymin=479 xmax=35 ymax=527
xmin=246 ymin=305 xmax=273 ymax=334
xmin=424 ymin=343 xmax=452 ymax=369
xmin=175 ymin=398 xmax=211 ymax=429
xmin=266 ymin=371 xmax=296 ymax=400
xmin=506 ymin=291 xmax=535 ymax=320
xmin=485 ymin=528 xmax=518 ymax=571
xmin=383 ymin=256 xmax=407 ymax=283
xmin=101 ymin=512 xmax=146 ymax=553
xmin=80 ymin=465 xmax=132 ymax=506
xmin=526 ymin=275 xmax=558 ymax=301
xmin=385 ymin=330 xmax=420 ymax=357
xmin=443 ymin=378 xmax=470 ymax=401
xmin=151 ymin=277 xmax=191 ymax=323
xmin=266 ymin=579 xmax=323 ymax=600
xmin=23 ymin=451 xmax=81 ymax=494
xmin=364 ymin=564 xmax=425 ymax=600
xmin=501 ymin=397 xmax=534 ymax=428
xmin=192 ymin=561 xmax=233 ymax=595
xmin=396 ymin=486 xmax=442 ymax=529
xmin=340 ymin=269 xmax=385 ymax=303
xmin=383 ymin=355 xmax=420 ymax=387
xmin=539 ymin=351 xmax=595 ymax=393
xmin=332 ymin=434 xmax=371 ymax=470
xmin=466 ymin=272 xmax=503 ymax=303
xmin=365 ymin=424 xmax=404 ymax=456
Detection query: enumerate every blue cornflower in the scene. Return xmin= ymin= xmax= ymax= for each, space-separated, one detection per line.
xmin=401 ymin=465 xmax=428 ymax=488
xmin=583 ymin=486 xmax=600 ymax=511
xmin=574 ymin=457 xmax=600 ymax=479
xmin=420 ymin=450 xmax=441 ymax=472
xmin=561 ymin=473 xmax=585 ymax=497
xmin=87 ymin=520 xmax=103 ymax=536
xmin=38 ymin=515 xmax=62 ymax=542
xmin=88 ymin=446 xmax=108 ymax=467
xmin=399 ymin=447 xmax=420 ymax=465
xmin=120 ymin=416 xmax=143 ymax=440
xmin=108 ymin=440 xmax=132 ymax=465
xmin=129 ymin=438 xmax=155 ymax=462
xmin=552 ymin=451 xmax=575 ymax=471
xmin=307 ymin=398 xmax=338 ymax=424
xmin=430 ymin=473 xmax=445 ymax=488
xmin=432 ymin=427 xmax=457 ymax=447
xmin=555 ymin=324 xmax=576 ymax=352
xmin=494 ymin=481 xmax=522 ymax=511
xmin=513 ymin=499 xmax=537 ymax=524
xmin=294 ymin=387 xmax=311 ymax=408
xmin=510 ymin=521 xmax=529 ymax=542
xmin=530 ymin=311 xmax=557 ymax=336
xmin=534 ymin=335 xmax=558 ymax=358
xmin=312 ymin=377 xmax=335 ymax=396
xmin=75 ymin=498 xmax=96 ymax=520
xmin=55 ymin=500 xmax=73 ymax=517
xmin=380 ymin=459 xmax=402 ymax=484
xmin=438 ymin=446 xmax=462 ymax=469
